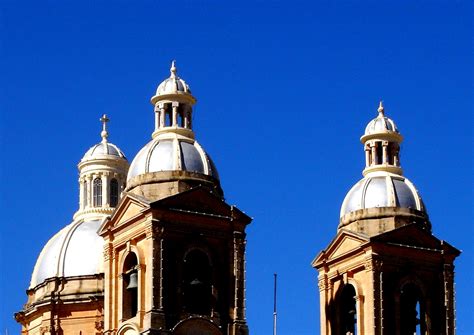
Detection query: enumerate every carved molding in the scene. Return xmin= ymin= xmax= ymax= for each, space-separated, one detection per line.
xmin=364 ymin=257 xmax=383 ymax=272
xmin=318 ymin=277 xmax=328 ymax=292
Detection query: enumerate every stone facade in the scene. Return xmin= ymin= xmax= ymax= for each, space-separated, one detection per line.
xmin=313 ymin=103 xmax=460 ymax=335
xmin=16 ymin=62 xmax=252 ymax=335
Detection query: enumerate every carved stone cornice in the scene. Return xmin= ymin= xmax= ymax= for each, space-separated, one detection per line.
xmin=364 ymin=257 xmax=383 ymax=272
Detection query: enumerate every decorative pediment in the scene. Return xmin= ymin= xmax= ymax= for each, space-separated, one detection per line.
xmin=151 ymin=186 xmax=251 ymax=224
xmin=98 ymin=193 xmax=150 ymax=235
xmin=313 ymin=230 xmax=369 ymax=267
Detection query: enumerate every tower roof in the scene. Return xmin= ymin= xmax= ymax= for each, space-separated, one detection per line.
xmin=127 ymin=135 xmax=219 ymax=182
xmin=127 ymin=62 xmax=222 ymax=199
xmin=363 ymin=101 xmax=400 ymax=137
xmin=339 ymin=102 xmax=428 ymax=231
xmin=151 ymin=61 xmax=195 ymax=105
xmin=80 ymin=114 xmax=127 ymax=163
xmin=340 ymin=171 xmax=425 ymax=218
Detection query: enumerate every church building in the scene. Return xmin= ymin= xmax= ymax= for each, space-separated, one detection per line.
xmin=15 ymin=63 xmax=459 ymax=335
xmin=313 ymin=102 xmax=460 ymax=335
xmin=15 ymin=62 xmax=251 ymax=335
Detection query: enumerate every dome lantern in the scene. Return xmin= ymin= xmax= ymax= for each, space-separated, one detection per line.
xmin=150 ymin=61 xmax=196 ymax=140
xmin=339 ymin=102 xmax=430 ymax=235
xmin=126 ymin=62 xmax=222 ymax=200
xmin=75 ymin=115 xmax=129 ymax=221
xmin=361 ymin=101 xmax=403 ymax=176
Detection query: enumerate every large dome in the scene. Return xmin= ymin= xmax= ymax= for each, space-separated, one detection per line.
xmin=340 ymin=171 xmax=425 ymax=218
xmin=30 ymin=219 xmax=104 ymax=288
xmin=127 ymin=135 xmax=219 ymax=181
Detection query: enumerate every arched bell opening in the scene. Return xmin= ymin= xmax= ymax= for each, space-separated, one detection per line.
xmin=122 ymin=252 xmax=139 ymax=320
xmin=330 ymin=283 xmax=358 ymax=335
xmin=339 ymin=284 xmax=357 ymax=335
xmin=182 ymin=249 xmax=212 ymax=315
xmin=400 ymin=283 xmax=426 ymax=335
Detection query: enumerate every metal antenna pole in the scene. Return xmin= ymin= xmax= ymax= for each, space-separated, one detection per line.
xmin=273 ymin=273 xmax=277 ymax=335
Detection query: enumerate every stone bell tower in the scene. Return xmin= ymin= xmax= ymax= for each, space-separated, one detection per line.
xmin=312 ymin=102 xmax=460 ymax=335
xmin=99 ymin=62 xmax=251 ymax=335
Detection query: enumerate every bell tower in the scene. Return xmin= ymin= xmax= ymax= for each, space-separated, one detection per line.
xmin=99 ymin=62 xmax=251 ymax=335
xmin=313 ymin=102 xmax=460 ymax=335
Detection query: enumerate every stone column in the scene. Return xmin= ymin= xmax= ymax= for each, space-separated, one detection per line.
xmin=102 ymin=173 xmax=108 ymax=207
xmin=172 ymin=102 xmax=179 ymax=127
xmin=159 ymin=104 xmax=165 ymax=128
xmin=79 ymin=177 xmax=84 ymax=209
xmin=86 ymin=175 xmax=92 ymax=208
xmin=382 ymin=142 xmax=388 ymax=164
xmin=370 ymin=143 xmax=377 ymax=166
xmin=444 ymin=263 xmax=455 ymax=335
xmin=103 ymin=242 xmax=114 ymax=333
xmin=365 ymin=146 xmax=370 ymax=167
xmin=318 ymin=275 xmax=329 ymax=335
xmin=154 ymin=105 xmax=160 ymax=132
xmin=230 ymin=231 xmax=248 ymax=335
xmin=143 ymin=220 xmax=166 ymax=332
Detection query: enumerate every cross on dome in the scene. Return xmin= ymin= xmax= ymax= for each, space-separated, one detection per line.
xmin=100 ymin=114 xmax=109 ymax=143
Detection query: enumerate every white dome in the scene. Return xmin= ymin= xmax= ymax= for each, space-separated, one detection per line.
xmin=364 ymin=116 xmax=398 ymax=135
xmin=154 ymin=61 xmax=192 ymax=97
xmin=156 ymin=76 xmax=191 ymax=96
xmin=340 ymin=172 xmax=425 ymax=218
xmin=127 ymin=137 xmax=219 ymax=181
xmin=363 ymin=102 xmax=399 ymax=136
xmin=82 ymin=142 xmax=127 ymax=162
xmin=30 ymin=219 xmax=104 ymax=288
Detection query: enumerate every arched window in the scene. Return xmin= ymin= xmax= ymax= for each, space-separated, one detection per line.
xmin=122 ymin=253 xmax=139 ymax=320
xmin=110 ymin=179 xmax=119 ymax=207
xmin=339 ymin=284 xmax=357 ymax=335
xmin=400 ymin=283 xmax=425 ymax=334
xmin=93 ymin=178 xmax=102 ymax=207
xmin=183 ymin=249 xmax=212 ymax=315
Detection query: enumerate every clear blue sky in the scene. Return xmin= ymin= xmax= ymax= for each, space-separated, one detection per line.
xmin=1 ymin=1 xmax=472 ymax=334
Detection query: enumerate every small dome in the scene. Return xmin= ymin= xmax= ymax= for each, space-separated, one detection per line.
xmin=30 ymin=219 xmax=104 ymax=288
xmin=155 ymin=61 xmax=192 ymax=97
xmin=82 ymin=142 xmax=127 ymax=162
xmin=81 ymin=114 xmax=127 ymax=163
xmin=364 ymin=101 xmax=399 ymax=136
xmin=340 ymin=172 xmax=425 ymax=218
xmin=364 ymin=116 xmax=398 ymax=135
xmin=127 ymin=137 xmax=219 ymax=181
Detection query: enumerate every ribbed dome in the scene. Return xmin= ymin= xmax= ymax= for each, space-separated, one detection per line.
xmin=30 ymin=219 xmax=104 ymax=288
xmin=364 ymin=116 xmax=398 ymax=135
xmin=340 ymin=171 xmax=425 ymax=218
xmin=81 ymin=114 xmax=127 ymax=163
xmin=82 ymin=142 xmax=127 ymax=161
xmin=127 ymin=136 xmax=219 ymax=181
xmin=154 ymin=61 xmax=192 ymax=97
xmin=364 ymin=102 xmax=399 ymax=136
